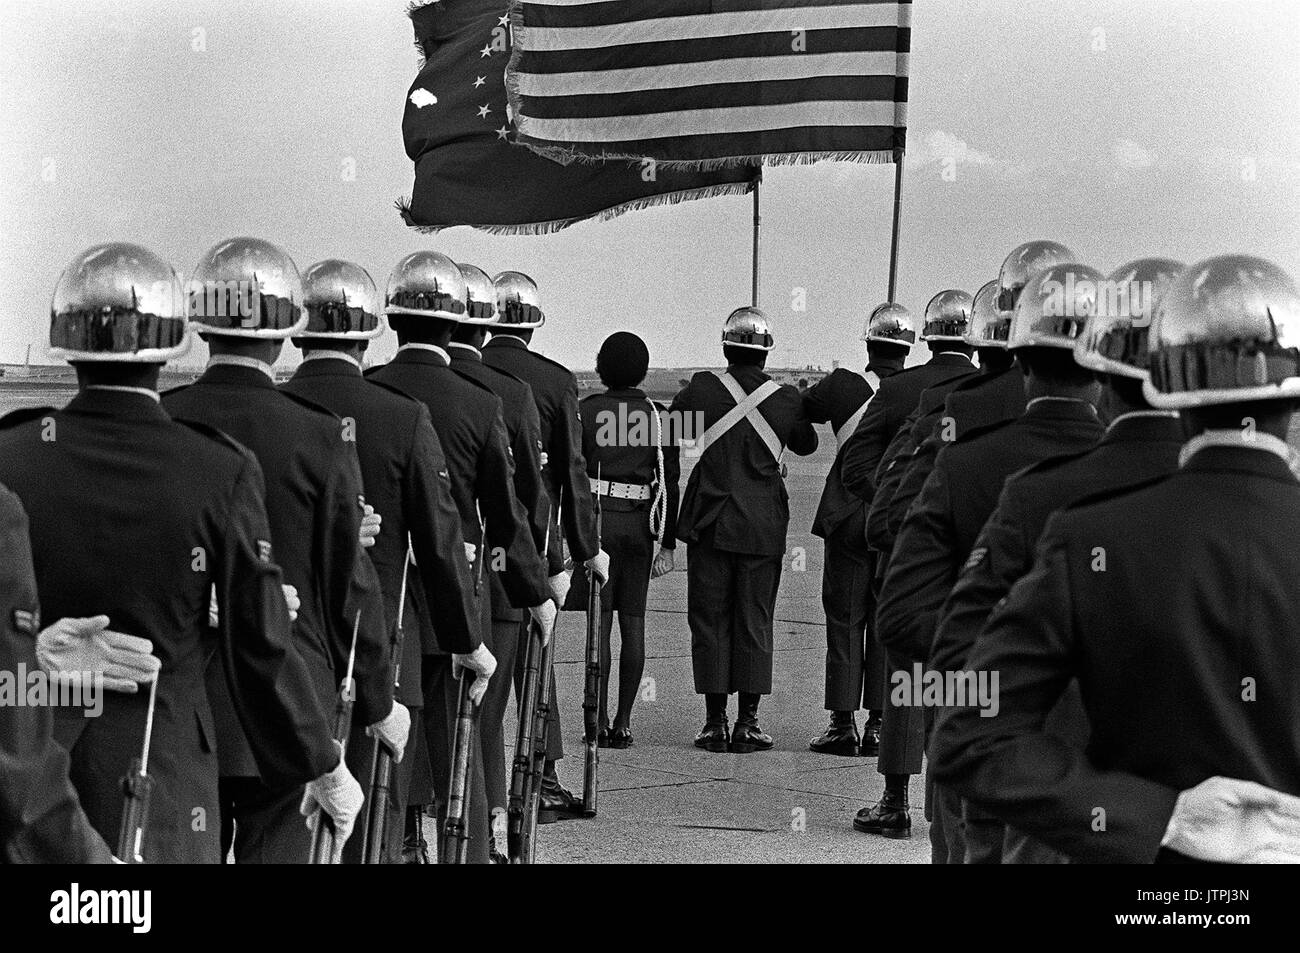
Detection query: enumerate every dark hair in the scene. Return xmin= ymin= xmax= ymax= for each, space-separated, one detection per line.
xmin=723 ymin=344 xmax=766 ymax=367
xmin=388 ymin=314 xmax=455 ymax=345
xmin=1016 ymin=347 xmax=1097 ymax=387
xmin=1184 ymin=399 xmax=1299 ymax=437
xmin=596 ymin=331 xmax=650 ymax=389
xmin=977 ymin=347 xmax=1015 ymax=373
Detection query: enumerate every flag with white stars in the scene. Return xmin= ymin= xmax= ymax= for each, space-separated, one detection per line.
xmin=399 ymin=1 xmax=755 ymax=234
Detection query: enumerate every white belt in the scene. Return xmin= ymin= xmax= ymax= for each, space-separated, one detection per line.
xmin=590 ymin=477 xmax=652 ymax=501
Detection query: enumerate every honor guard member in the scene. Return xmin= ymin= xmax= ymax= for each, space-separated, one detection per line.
xmin=801 ymin=307 xmax=911 ymax=757
xmin=670 ymin=307 xmax=818 ymax=751
xmin=929 ymin=258 xmax=1185 ymax=864
xmin=445 ymin=262 xmax=549 ymax=850
xmin=284 ymin=259 xmax=483 ymax=863
xmin=867 ymin=263 xmax=1107 ymax=853
xmin=483 ymin=271 xmax=609 ymax=818
xmin=370 ymin=251 xmax=552 ymax=861
xmin=1 ymin=483 xmax=113 ymax=863
xmin=577 ymin=332 xmax=681 ymax=747
xmin=867 ymin=283 xmax=1005 ymax=558
xmin=878 ymin=242 xmax=1078 ymax=551
xmin=0 ymin=244 xmax=353 ymax=863
xmin=163 ymin=238 xmax=391 ymax=863
xmin=934 ymin=255 xmax=1300 ymax=864
xmin=836 ymin=301 xmax=975 ymax=832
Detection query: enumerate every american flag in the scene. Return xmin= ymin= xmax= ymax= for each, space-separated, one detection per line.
xmin=506 ymin=0 xmax=912 ymax=169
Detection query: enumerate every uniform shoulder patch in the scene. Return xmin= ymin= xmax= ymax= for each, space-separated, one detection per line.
xmin=0 ymin=406 xmax=56 ymax=430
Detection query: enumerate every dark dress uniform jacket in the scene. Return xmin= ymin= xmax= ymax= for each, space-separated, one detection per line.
xmin=483 ymin=334 xmax=598 ymax=571
xmin=282 ymin=357 xmax=480 ymax=706
xmin=670 ymin=364 xmax=817 ymax=556
xmin=803 ymin=364 xmax=898 ymax=541
xmin=449 ymin=344 xmax=549 ymax=621
xmin=876 ymin=398 xmax=1104 ymax=663
xmin=933 ymin=444 xmax=1300 ymax=863
xmin=0 ymin=391 xmax=336 ymax=862
xmin=579 ymin=387 xmax=682 ymax=545
xmin=164 ymin=365 xmax=391 ymax=774
xmin=840 ymin=352 xmax=976 ymax=504
xmin=879 ymin=365 xmax=1027 ymax=553
xmin=369 ymin=347 xmax=550 ymax=624
xmin=0 ymin=484 xmax=112 ymax=863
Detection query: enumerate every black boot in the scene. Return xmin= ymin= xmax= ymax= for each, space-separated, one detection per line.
xmin=859 ymin=711 xmax=883 ymax=757
xmin=694 ymin=693 xmax=730 ymax=752
xmin=402 ymin=805 xmax=430 ymax=863
xmin=538 ymin=761 xmax=584 ymax=824
xmin=729 ymin=693 xmax=774 ymax=753
xmin=809 ymin=710 xmax=860 ymax=756
xmin=853 ymin=787 xmax=911 ymax=838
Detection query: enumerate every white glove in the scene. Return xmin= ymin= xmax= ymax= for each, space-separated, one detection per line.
xmin=1163 ymin=776 xmax=1300 ymax=863
xmin=36 ymin=616 xmax=160 ymax=694
xmin=359 ymin=505 xmax=381 ymax=549
xmin=281 ymin=584 xmax=300 ymax=623
xmin=366 ymin=701 xmax=411 ymax=762
xmin=452 ymin=643 xmax=497 ymax=706
xmin=300 ymin=744 xmax=364 ymax=861
xmin=528 ymin=600 xmax=558 ymax=647
xmin=548 ymin=571 xmax=571 ymax=606
xmin=209 ymin=586 xmax=220 ymax=628
xmin=464 ymin=541 xmax=477 ymax=565
xmin=651 ymin=547 xmax=675 ymax=579
xmin=585 ymin=548 xmax=611 ymax=586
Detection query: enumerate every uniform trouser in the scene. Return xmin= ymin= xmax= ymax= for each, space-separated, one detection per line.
xmin=422 ymin=655 xmax=490 ymax=864
xmin=686 ymin=532 xmax=783 ymax=695
xmin=876 ymin=646 xmax=926 ymax=776
xmin=482 ymin=615 xmax=524 ymax=818
xmin=512 ymin=619 xmax=564 ymax=762
xmin=930 ymin=782 xmax=966 ymax=864
xmin=961 ymin=798 xmax=1004 ymax=864
xmin=1003 ymin=828 xmax=1071 ymax=864
xmin=219 ymin=776 xmax=309 ymax=864
xmin=821 ymin=528 xmax=885 ymax=711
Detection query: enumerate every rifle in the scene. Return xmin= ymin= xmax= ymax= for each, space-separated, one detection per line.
xmin=117 ymin=674 xmax=159 ymax=863
xmin=581 ymin=466 xmax=603 ymax=817
xmin=508 ymin=504 xmax=553 ymax=864
xmin=441 ymin=673 xmax=480 ymax=863
xmin=362 ymin=539 xmax=413 ymax=864
xmin=309 ymin=611 xmax=360 ymax=864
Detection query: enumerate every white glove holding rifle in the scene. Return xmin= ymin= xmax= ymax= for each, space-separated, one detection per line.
xmin=528 ymin=599 xmax=558 ymax=647
xmin=359 ymin=504 xmax=381 ymax=549
xmin=452 ymin=643 xmax=497 ymax=706
xmin=366 ymin=701 xmax=412 ymax=762
xmin=36 ymin=615 xmax=160 ymax=694
xmin=548 ymin=571 xmax=571 ymax=606
xmin=300 ymin=742 xmax=364 ymax=862
xmin=584 ymin=549 xmax=611 ymax=586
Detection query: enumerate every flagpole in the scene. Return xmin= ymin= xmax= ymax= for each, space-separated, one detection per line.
xmin=886 ymin=147 xmax=905 ymax=303
xmin=750 ymin=171 xmax=761 ymax=307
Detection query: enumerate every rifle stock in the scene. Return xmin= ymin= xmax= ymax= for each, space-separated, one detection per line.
xmin=441 ymin=674 xmax=479 ymax=863
xmin=310 ymin=613 xmax=361 ymax=865
xmin=581 ymin=482 xmax=603 ymax=817
xmin=117 ymin=675 xmax=158 ymax=863
xmin=507 ymin=619 xmax=541 ymax=863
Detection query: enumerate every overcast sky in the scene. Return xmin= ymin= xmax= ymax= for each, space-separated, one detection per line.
xmin=2 ymin=0 xmax=1297 ymax=371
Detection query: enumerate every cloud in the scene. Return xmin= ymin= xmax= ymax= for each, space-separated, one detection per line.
xmin=919 ymin=130 xmax=998 ymax=166
xmin=1112 ymin=138 xmax=1156 ymax=170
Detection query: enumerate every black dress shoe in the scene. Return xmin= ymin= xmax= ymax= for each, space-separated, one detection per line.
xmin=537 ymin=775 xmax=585 ymax=824
xmin=694 ymin=718 xmax=730 ymax=753
xmin=402 ymin=805 xmax=430 ymax=863
xmin=852 ymin=791 xmax=911 ymax=838
xmin=859 ymin=713 xmax=882 ymax=757
xmin=597 ymin=723 xmax=612 ymax=748
xmin=729 ymin=717 xmax=774 ymax=754
xmin=809 ymin=714 xmax=860 ymax=756
xmin=609 ymin=726 xmax=633 ymax=749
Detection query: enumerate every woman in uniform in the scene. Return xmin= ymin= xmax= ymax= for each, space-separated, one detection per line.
xmin=574 ymin=332 xmax=679 ymax=748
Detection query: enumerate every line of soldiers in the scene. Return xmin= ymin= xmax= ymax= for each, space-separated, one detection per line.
xmin=807 ymin=240 xmax=1300 ymax=862
xmin=0 ymin=238 xmax=610 ymax=863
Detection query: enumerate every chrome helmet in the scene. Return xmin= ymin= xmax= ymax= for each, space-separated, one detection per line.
xmin=722 ymin=306 xmax=775 ymax=351
xmin=492 ymin=271 xmax=545 ymax=328
xmin=921 ymin=290 xmax=974 ymax=342
xmin=964 ymin=280 xmax=1006 ymax=348
xmin=1008 ymin=263 xmax=1104 ymax=351
xmin=296 ymin=259 xmax=384 ymax=339
xmin=1074 ymin=257 xmax=1183 ymax=380
xmin=457 ymin=263 xmax=498 ymax=325
xmin=1144 ymin=255 xmax=1300 ymax=408
xmin=384 ymin=251 xmax=469 ymax=322
xmin=49 ymin=242 xmax=189 ymax=362
xmin=187 ymin=237 xmax=306 ymax=339
xmin=860 ymin=302 xmax=916 ymax=347
xmin=998 ymin=240 xmax=1076 ymax=312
